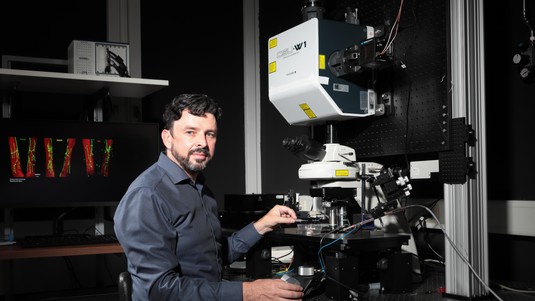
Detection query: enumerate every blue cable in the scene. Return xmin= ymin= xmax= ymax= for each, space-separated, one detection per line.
xmin=317 ymin=225 xmax=360 ymax=273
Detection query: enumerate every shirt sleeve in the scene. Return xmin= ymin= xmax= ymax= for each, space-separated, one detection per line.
xmin=224 ymin=222 xmax=263 ymax=263
xmin=114 ymin=187 xmax=244 ymax=301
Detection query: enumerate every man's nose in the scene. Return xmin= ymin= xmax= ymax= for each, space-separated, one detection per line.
xmin=195 ymin=134 xmax=208 ymax=147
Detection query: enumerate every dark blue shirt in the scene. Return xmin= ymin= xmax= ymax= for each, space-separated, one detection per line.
xmin=114 ymin=153 xmax=262 ymax=301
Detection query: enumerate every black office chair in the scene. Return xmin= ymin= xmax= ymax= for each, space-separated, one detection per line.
xmin=118 ymin=271 xmax=132 ymax=301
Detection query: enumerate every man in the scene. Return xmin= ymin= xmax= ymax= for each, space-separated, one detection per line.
xmin=114 ymin=94 xmax=304 ymax=301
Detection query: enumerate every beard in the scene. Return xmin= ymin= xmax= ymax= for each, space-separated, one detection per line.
xmin=171 ymin=147 xmax=211 ymax=174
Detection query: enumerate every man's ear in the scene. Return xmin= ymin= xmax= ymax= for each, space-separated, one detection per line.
xmin=161 ymin=129 xmax=172 ymax=149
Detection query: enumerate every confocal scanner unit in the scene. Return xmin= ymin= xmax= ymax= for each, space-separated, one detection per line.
xmin=268 ymin=17 xmax=378 ymax=126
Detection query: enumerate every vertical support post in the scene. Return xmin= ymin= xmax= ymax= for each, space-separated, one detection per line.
xmin=243 ymin=0 xmax=262 ymax=194
xmin=2 ymin=94 xmax=11 ymax=118
xmin=2 ymin=209 xmax=14 ymax=300
xmin=107 ymin=0 xmax=141 ymax=78
xmin=92 ymin=86 xmax=106 ymax=236
xmin=95 ymin=206 xmax=105 ymax=236
xmin=445 ymin=0 xmax=489 ymax=298
xmin=3 ymin=208 xmax=13 ymax=242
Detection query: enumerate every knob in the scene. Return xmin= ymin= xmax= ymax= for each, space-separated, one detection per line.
xmin=513 ymin=53 xmax=530 ymax=65
xmin=520 ymin=66 xmax=532 ymax=79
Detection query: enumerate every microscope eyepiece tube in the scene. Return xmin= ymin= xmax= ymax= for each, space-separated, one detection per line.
xmin=282 ymin=135 xmax=326 ymax=161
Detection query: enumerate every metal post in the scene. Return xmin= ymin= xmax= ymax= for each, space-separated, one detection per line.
xmin=445 ymin=0 xmax=489 ymax=298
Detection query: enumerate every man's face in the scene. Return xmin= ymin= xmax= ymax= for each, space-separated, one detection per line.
xmin=161 ymin=110 xmax=217 ymax=179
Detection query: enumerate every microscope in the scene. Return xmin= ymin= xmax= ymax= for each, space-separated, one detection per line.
xmin=283 ymin=122 xmax=412 ymax=231
xmin=283 ymin=123 xmax=361 ymax=229
xmin=269 ymin=12 xmax=410 ymax=230
xmin=267 ymin=7 xmax=419 ymax=298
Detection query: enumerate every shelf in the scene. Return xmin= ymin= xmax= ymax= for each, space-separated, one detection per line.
xmin=0 ymin=68 xmax=168 ymax=98
xmin=0 ymin=243 xmax=123 ymax=260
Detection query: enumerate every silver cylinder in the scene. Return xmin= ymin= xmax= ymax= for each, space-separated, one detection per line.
xmin=338 ymin=206 xmax=348 ymax=226
xmin=326 ymin=206 xmax=338 ymax=227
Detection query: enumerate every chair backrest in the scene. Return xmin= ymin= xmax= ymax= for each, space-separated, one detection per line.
xmin=118 ymin=271 xmax=132 ymax=301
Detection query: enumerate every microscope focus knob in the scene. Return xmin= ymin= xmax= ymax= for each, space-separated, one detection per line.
xmin=513 ymin=53 xmax=530 ymax=65
xmin=520 ymin=66 xmax=533 ymax=79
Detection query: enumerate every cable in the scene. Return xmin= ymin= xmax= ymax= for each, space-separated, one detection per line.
xmin=317 ymin=225 xmax=360 ymax=273
xmin=425 ymin=238 xmax=445 ymax=263
xmin=55 ymin=207 xmax=77 ymax=235
xmin=277 ymin=246 xmax=294 ymax=259
xmin=271 ymin=246 xmax=295 ymax=276
xmin=105 ymin=49 xmax=130 ymax=77
xmin=493 ymin=281 xmax=535 ymax=294
xmin=406 ymin=198 xmax=441 ymax=224
xmin=317 ymin=211 xmax=380 ymax=273
xmin=423 ymin=258 xmax=445 ymax=266
xmin=321 ymin=203 xmax=504 ymax=300
xmin=272 ymin=246 xmax=294 ymax=265
xmin=523 ymin=0 xmax=534 ymax=45
xmin=403 ymin=204 xmax=504 ymax=301
xmin=63 ymin=257 xmax=83 ymax=288
xmin=316 ymin=225 xmax=364 ymax=301
xmin=379 ymin=0 xmax=405 ymax=56
xmin=275 ymin=267 xmax=294 ymax=276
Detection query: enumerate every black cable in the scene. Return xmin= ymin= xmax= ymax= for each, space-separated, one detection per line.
xmin=406 ymin=198 xmax=440 ymax=224
xmin=63 ymin=257 xmax=83 ymax=288
xmin=271 ymin=246 xmax=294 ymax=265
xmin=105 ymin=49 xmax=130 ymax=77
xmin=55 ymin=207 xmax=77 ymax=235
xmin=103 ymin=254 xmax=117 ymax=286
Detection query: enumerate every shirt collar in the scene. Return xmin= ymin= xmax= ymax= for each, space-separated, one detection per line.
xmin=157 ymin=152 xmax=206 ymax=186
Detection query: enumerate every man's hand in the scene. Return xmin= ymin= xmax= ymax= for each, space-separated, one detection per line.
xmin=254 ymin=205 xmax=297 ymax=235
xmin=243 ymin=278 xmax=303 ymax=301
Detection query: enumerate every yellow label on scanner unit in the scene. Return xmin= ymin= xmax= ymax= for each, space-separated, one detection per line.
xmin=335 ymin=170 xmax=350 ymax=177
xmin=319 ymin=54 xmax=325 ymax=70
xmin=299 ymin=103 xmax=317 ymax=119
xmin=269 ymin=38 xmax=278 ymax=49
xmin=269 ymin=62 xmax=277 ymax=74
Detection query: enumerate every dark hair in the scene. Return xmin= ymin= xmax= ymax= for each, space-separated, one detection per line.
xmin=162 ymin=94 xmax=223 ymax=130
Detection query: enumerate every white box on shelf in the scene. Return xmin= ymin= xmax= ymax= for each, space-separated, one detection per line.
xmin=68 ymin=40 xmax=130 ymax=77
